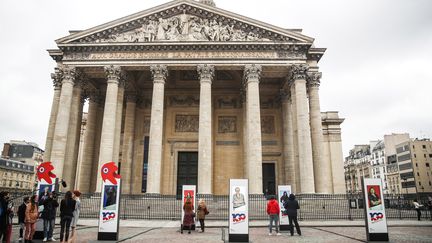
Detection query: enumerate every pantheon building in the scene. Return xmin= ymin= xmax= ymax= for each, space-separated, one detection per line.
xmin=44 ymin=0 xmax=345 ymax=196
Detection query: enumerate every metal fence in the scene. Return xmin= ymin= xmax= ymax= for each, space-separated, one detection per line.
xmin=7 ymin=192 xmax=432 ymax=221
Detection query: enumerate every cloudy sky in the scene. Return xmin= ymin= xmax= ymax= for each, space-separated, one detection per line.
xmin=0 ymin=0 xmax=431 ymax=157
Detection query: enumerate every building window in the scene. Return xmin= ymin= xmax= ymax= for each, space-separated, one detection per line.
xmin=419 ymin=181 xmax=421 ymax=186
xmin=426 ymin=163 xmax=430 ymax=167
xmin=425 ymin=154 xmax=427 ymax=158
xmin=414 ymin=154 xmax=416 ymax=158
xmin=413 ymin=145 xmax=415 ymax=149
xmin=417 ymin=172 xmax=420 ymax=176
xmin=429 ymin=154 xmax=432 ymax=158
xmin=429 ymin=181 xmax=431 ymax=186
xmin=416 ymin=163 xmax=418 ymax=167
xmin=422 ymin=145 xmax=426 ymax=149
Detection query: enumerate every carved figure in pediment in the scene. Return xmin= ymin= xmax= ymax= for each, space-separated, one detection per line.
xmin=189 ymin=18 xmax=205 ymax=41
xmin=143 ymin=21 xmax=157 ymax=42
xmin=157 ymin=18 xmax=169 ymax=40
xmin=166 ymin=17 xmax=181 ymax=40
xmin=179 ymin=12 xmax=190 ymax=35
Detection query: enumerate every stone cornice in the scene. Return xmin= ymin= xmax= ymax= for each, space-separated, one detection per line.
xmin=307 ymin=48 xmax=326 ymax=62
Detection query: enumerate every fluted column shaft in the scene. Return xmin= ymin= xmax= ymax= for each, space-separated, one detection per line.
xmin=197 ymin=64 xmax=214 ymax=194
xmin=146 ymin=65 xmax=168 ymax=194
xmin=244 ymin=64 xmax=263 ymax=194
xmin=113 ymin=85 xmax=125 ymax=163
xmin=290 ymin=64 xmax=315 ymax=193
xmin=121 ymin=94 xmax=136 ymax=194
xmin=96 ymin=65 xmax=123 ymax=192
xmin=241 ymin=90 xmax=249 ymax=179
xmin=50 ymin=66 xmax=76 ymax=178
xmin=281 ymin=91 xmax=297 ymax=192
xmin=43 ymin=70 xmax=62 ymax=162
xmin=78 ymin=96 xmax=98 ymax=192
xmin=308 ymin=72 xmax=333 ymax=193
xmin=63 ymin=85 xmax=83 ymax=189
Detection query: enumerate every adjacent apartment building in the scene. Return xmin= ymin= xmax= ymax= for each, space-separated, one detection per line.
xmin=0 ymin=158 xmax=35 ymax=191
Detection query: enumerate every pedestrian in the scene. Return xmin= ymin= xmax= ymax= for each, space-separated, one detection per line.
xmin=283 ymin=194 xmax=301 ymax=236
xmin=181 ymin=199 xmax=194 ymax=234
xmin=25 ymin=195 xmax=39 ymax=243
xmin=41 ymin=192 xmax=59 ymax=242
xmin=6 ymin=194 xmax=14 ymax=243
xmin=70 ymin=190 xmax=82 ymax=242
xmin=0 ymin=191 xmax=9 ymax=241
xmin=18 ymin=197 xmax=30 ymax=242
xmin=413 ymin=199 xmax=423 ymax=221
xmin=267 ymin=195 xmax=281 ymax=236
xmin=59 ymin=191 xmax=76 ymax=243
xmin=197 ymin=199 xmax=209 ymax=233
xmin=428 ymin=196 xmax=432 ymax=221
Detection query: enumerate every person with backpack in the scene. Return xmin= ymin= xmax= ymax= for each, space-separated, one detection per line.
xmin=18 ymin=197 xmax=29 ymax=242
xmin=266 ymin=195 xmax=281 ymax=236
xmin=283 ymin=194 xmax=301 ymax=236
xmin=59 ymin=191 xmax=76 ymax=243
xmin=41 ymin=192 xmax=59 ymax=242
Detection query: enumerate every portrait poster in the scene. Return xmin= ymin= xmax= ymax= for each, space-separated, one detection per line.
xmin=98 ymin=173 xmax=121 ymax=238
xmin=103 ymin=185 xmax=118 ymax=210
xmin=229 ymin=179 xmax=249 ymax=236
xmin=181 ymin=185 xmax=196 ymax=227
xmin=362 ymin=178 xmax=389 ymax=241
xmin=278 ymin=185 xmax=292 ymax=226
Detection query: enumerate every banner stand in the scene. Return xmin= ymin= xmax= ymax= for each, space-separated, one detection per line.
xmin=98 ymin=162 xmax=122 ymax=241
xmin=362 ymin=178 xmax=389 ymax=242
xmin=228 ymin=179 xmax=249 ymax=242
xmin=278 ymin=185 xmax=292 ymax=231
xmin=181 ymin=185 xmax=196 ymax=231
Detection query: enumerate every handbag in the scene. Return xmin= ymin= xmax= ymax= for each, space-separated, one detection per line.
xmin=205 ymin=208 xmax=209 ymax=215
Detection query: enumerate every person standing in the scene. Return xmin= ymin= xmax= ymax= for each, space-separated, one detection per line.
xmin=25 ymin=195 xmax=39 ymax=243
xmin=181 ymin=199 xmax=194 ymax=234
xmin=283 ymin=194 xmax=301 ymax=236
xmin=427 ymin=196 xmax=432 ymax=221
xmin=413 ymin=199 xmax=423 ymax=221
xmin=0 ymin=192 xmax=9 ymax=241
xmin=18 ymin=197 xmax=29 ymax=241
xmin=41 ymin=192 xmax=59 ymax=242
xmin=197 ymin=199 xmax=209 ymax=233
xmin=5 ymin=195 xmax=14 ymax=243
xmin=70 ymin=190 xmax=81 ymax=242
xmin=59 ymin=191 xmax=76 ymax=243
xmin=266 ymin=195 xmax=281 ymax=236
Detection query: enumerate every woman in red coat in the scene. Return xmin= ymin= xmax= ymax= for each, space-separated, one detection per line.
xmin=182 ymin=199 xmax=195 ymax=234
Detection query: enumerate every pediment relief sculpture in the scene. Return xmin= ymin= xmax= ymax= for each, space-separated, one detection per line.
xmin=87 ymin=13 xmax=273 ymax=43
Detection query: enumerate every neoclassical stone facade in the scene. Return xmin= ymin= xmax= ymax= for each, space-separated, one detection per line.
xmin=44 ymin=0 xmax=345 ymax=195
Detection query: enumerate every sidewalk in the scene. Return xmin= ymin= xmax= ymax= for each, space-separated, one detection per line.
xmin=77 ymin=218 xmax=432 ymax=228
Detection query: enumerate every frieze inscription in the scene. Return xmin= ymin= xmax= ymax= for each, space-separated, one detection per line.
xmin=175 ymin=115 xmax=199 ymax=132
xmin=218 ymin=116 xmax=237 ymax=133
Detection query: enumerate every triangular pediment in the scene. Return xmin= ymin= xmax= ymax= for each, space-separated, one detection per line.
xmin=57 ymin=0 xmax=314 ymax=45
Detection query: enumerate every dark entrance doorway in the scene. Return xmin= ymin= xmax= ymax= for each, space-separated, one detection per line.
xmin=262 ymin=163 xmax=276 ymax=196
xmin=176 ymin=152 xmax=198 ymax=197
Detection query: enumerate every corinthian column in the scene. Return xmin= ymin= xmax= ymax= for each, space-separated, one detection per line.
xmin=197 ymin=64 xmax=214 ymax=195
xmin=244 ymin=64 xmax=263 ymax=194
xmin=146 ymin=65 xmax=168 ymax=194
xmin=290 ymin=64 xmax=315 ymax=193
xmin=96 ymin=65 xmax=124 ymax=192
xmin=43 ymin=69 xmax=62 ymax=162
xmin=308 ymin=71 xmax=333 ymax=193
xmin=113 ymin=82 xmax=125 ymax=163
xmin=50 ymin=66 xmax=77 ymax=178
xmin=78 ymin=93 xmax=99 ymax=192
xmin=281 ymin=90 xmax=297 ymax=192
xmin=121 ymin=93 xmax=137 ymax=194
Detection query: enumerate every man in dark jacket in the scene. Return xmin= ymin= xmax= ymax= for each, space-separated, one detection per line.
xmin=18 ymin=197 xmax=29 ymax=241
xmin=283 ymin=194 xmax=301 ymax=236
xmin=0 ymin=191 xmax=10 ymax=241
xmin=41 ymin=192 xmax=59 ymax=242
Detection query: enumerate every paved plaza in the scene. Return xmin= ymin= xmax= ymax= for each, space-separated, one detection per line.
xmin=9 ymin=220 xmax=432 ymax=242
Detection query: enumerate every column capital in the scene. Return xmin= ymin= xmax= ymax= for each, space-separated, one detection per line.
xmin=150 ymin=64 xmax=168 ymax=83
xmin=243 ymin=64 xmax=262 ymax=83
xmin=104 ymin=65 xmax=124 ymax=83
xmin=307 ymin=71 xmax=322 ymax=88
xmin=59 ymin=65 xmax=77 ymax=85
xmin=290 ymin=64 xmax=309 ymax=80
xmin=51 ymin=67 xmax=62 ymax=90
xmin=197 ymin=64 xmax=215 ymax=83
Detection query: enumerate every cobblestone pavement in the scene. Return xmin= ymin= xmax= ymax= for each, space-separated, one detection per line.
xmin=9 ymin=224 xmax=432 ymax=243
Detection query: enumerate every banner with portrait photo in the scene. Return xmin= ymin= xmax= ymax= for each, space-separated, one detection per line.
xmin=278 ymin=185 xmax=292 ymax=227
xmin=362 ymin=178 xmax=389 ymax=241
xmin=229 ymin=179 xmax=248 ymax=242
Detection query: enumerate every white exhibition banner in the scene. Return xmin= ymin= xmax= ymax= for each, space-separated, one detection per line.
xmin=363 ymin=178 xmax=388 ymax=236
xmin=181 ymin=185 xmax=197 ymax=226
xmin=98 ymin=162 xmax=121 ymax=236
xmin=229 ymin=179 xmax=249 ymax=235
xmin=278 ymin=185 xmax=292 ymax=226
